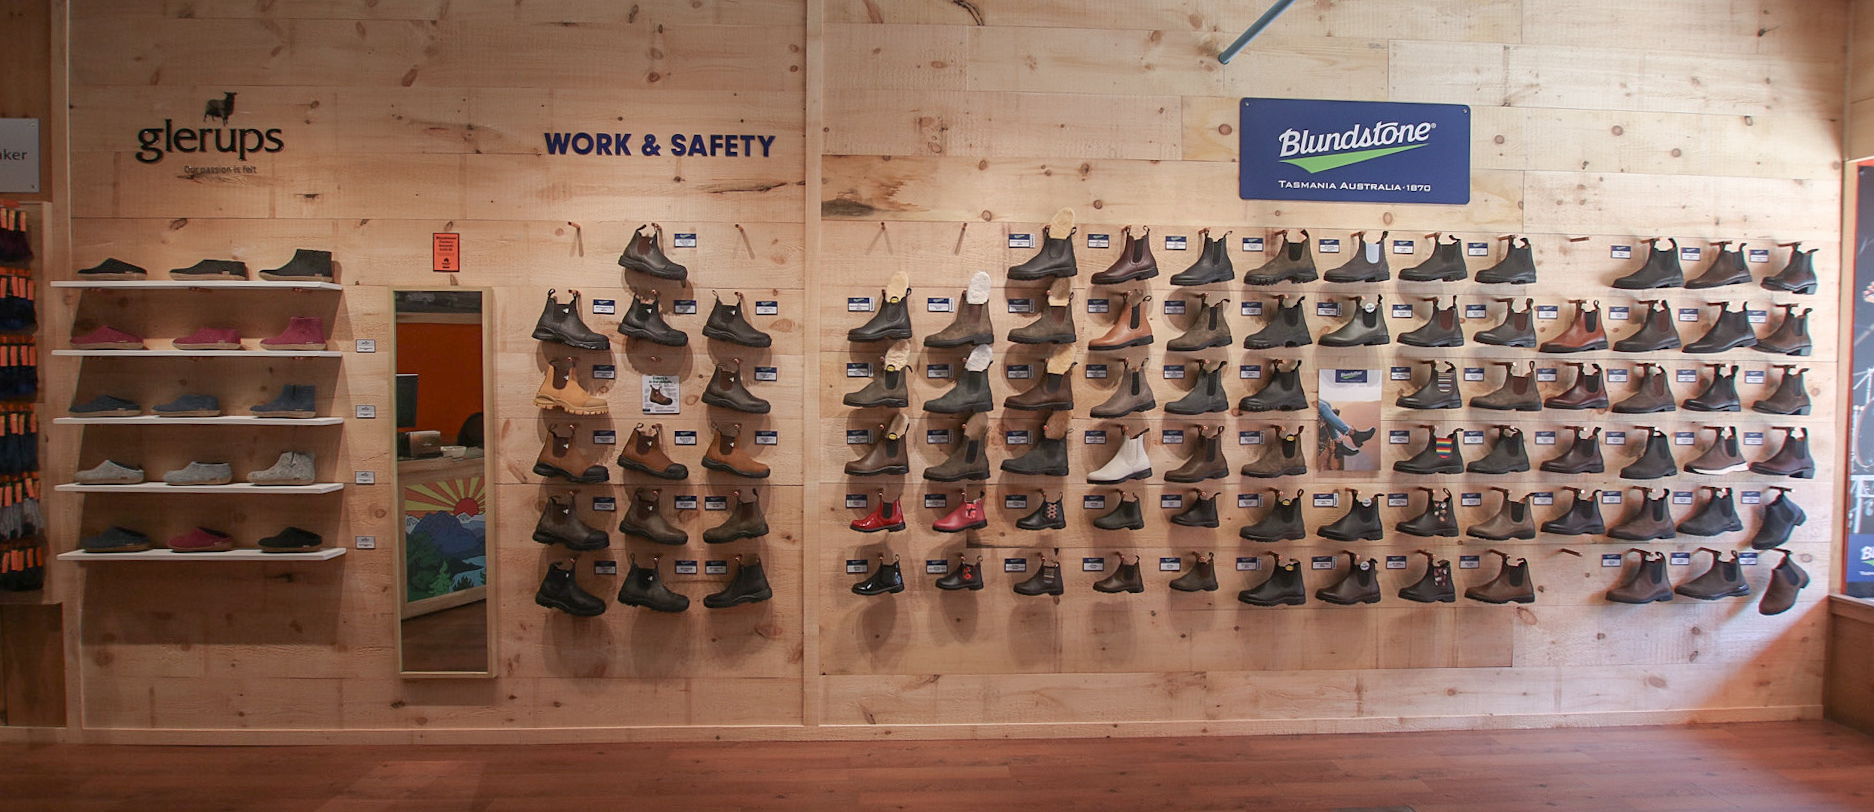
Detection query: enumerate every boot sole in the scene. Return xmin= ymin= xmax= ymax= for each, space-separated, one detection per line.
xmin=851 ymin=522 xmax=907 ymax=533
xmin=1244 ymin=273 xmax=1319 ymax=285
xmin=1688 ymin=463 xmax=1749 ymax=475
xmin=923 ymin=470 xmax=990 ymax=482
xmin=1540 ymin=464 xmax=1604 ymax=474
xmin=1089 ymin=407 xmax=1153 ymax=419
xmin=1683 ymin=403 xmax=1741 ymax=412
xmin=1467 ymin=531 xmax=1536 ymax=540
xmin=618 ymin=529 xmax=688 ymax=545
xmin=1241 ymin=467 xmax=1308 ymax=478
xmin=1006 ymin=269 xmax=1077 ymax=281
xmin=169 ymin=272 xmax=244 ymax=280
xmin=1400 ymin=272 xmax=1467 ymax=282
xmin=260 ymin=543 xmax=323 ymax=553
xmin=924 ymin=336 xmax=994 ymax=349
xmin=934 ymin=520 xmax=987 ymax=534
xmin=1477 ymin=338 xmax=1536 ymax=348
xmin=1466 ymin=594 xmax=1535 ymax=604
xmin=1676 ymin=588 xmax=1752 ymax=600
xmin=845 ymin=465 xmax=910 ymax=476
xmin=1094 ymin=521 xmax=1146 ymax=531
xmin=1605 ymin=595 xmax=1675 ymax=604
xmin=532 ymin=397 xmax=609 ymax=416
xmin=258 ymin=272 xmax=333 ymax=282
xmin=1087 ymin=337 xmax=1154 ymax=352
xmin=531 ymin=329 xmax=612 ymax=351
xmin=1684 ymin=341 xmax=1757 ymax=353
xmin=1317 ymin=595 xmax=1381 ymax=605
xmin=700 ymin=394 xmax=772 ymax=414
xmin=1471 ymin=403 xmax=1543 ymax=411
xmin=1398 ymin=338 xmax=1464 ymax=348
xmin=616 ymin=326 xmax=689 ymax=347
xmin=704 ymin=589 xmax=773 ymax=608
xmin=1007 ymin=335 xmax=1076 ymax=345
xmin=848 ymin=329 xmax=914 ymax=342
xmin=1170 ymin=274 xmax=1233 ymax=286
xmin=1093 ymin=586 xmax=1146 ymax=594
xmin=1475 ymin=274 xmax=1535 ymax=284
xmin=1750 ymin=405 xmax=1811 ymax=415
xmin=853 ymin=584 xmax=907 ymax=595
xmin=1240 ymin=596 xmax=1306 ymax=606
xmin=1016 ymin=521 xmax=1067 ymax=531
xmin=1539 ymin=341 xmax=1608 ymax=352
xmin=1239 ymin=533 xmax=1304 ymax=542
xmin=1004 ymin=401 xmax=1072 ymax=411
xmin=1614 ymin=343 xmax=1681 ymax=352
xmin=1319 ymin=337 xmax=1390 ymax=347
xmin=936 ymin=582 xmax=986 ymax=591
xmin=703 ymin=528 xmax=767 ymax=544
xmin=1754 ymin=346 xmax=1814 ymax=357
xmin=1611 ymin=405 xmax=1676 ymax=414
xmin=1088 ymin=469 xmax=1153 ymax=485
xmin=1167 ymin=339 xmax=1231 ymax=352
xmin=531 ymin=532 xmax=609 ymax=550
xmin=1237 ymin=402 xmax=1310 ymax=412
xmin=701 ymin=327 xmax=772 ymax=348
xmin=844 ymin=397 xmax=909 ymax=408
xmin=615 ymin=460 xmax=688 ymax=480
xmin=619 ymin=598 xmax=690 ymax=613
xmin=1170 ymin=517 xmax=1220 ymax=528
xmin=1165 ymin=471 xmax=1229 ymax=484
xmin=1401 ymin=594 xmax=1458 ymax=603
xmin=1748 ymin=465 xmax=1815 ymax=479
xmin=1544 ymin=401 xmax=1609 ymax=410
xmin=535 ymin=594 xmax=605 ymax=617
xmin=701 ymin=459 xmax=770 ymax=478
xmin=532 ymin=463 xmax=609 ymax=484
xmin=1323 ymin=273 xmax=1389 ymax=283
xmin=1466 ymin=465 xmax=1531 ymax=475
xmin=77 ymin=273 xmax=147 ymax=280
xmin=617 ymin=260 xmax=687 ymax=281
xmin=1091 ymin=269 xmax=1160 ymax=285
xmin=1001 ymin=466 xmax=1069 ymax=476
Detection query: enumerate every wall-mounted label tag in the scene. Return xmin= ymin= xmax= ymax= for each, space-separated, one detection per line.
xmin=846 ymin=559 xmax=870 ymax=574
xmin=1312 ymin=492 xmax=1339 ymax=508
xmin=1240 ymin=364 xmax=1263 ymax=379
xmin=593 ymin=560 xmax=618 ymax=576
xmin=1006 ymin=364 xmax=1034 ymax=379
xmin=1607 ymin=368 xmax=1630 ymax=383
xmin=1462 ymin=430 xmax=1484 ymax=445
xmin=674 ymin=430 xmax=697 ymax=445
xmin=673 ymin=299 xmax=697 ymax=314
xmin=844 ymin=493 xmax=867 ymax=509
xmin=592 ymin=496 xmax=617 ymax=512
xmin=1165 ymin=235 xmax=1187 ymax=251
xmin=432 ymin=232 xmax=460 ymax=272
xmin=1319 ymin=239 xmax=1341 ymax=253
xmin=668 ymin=232 xmax=696 ymax=248
xmin=1741 ymin=491 xmax=1762 ymax=504
xmin=1676 ymin=308 xmax=1699 ymax=322
xmin=1459 ymin=555 xmax=1481 ymax=569
xmin=1602 ymin=553 xmax=1624 ymax=568
xmin=924 ymin=493 xmax=947 ymax=509
xmin=1087 ymin=233 xmax=1110 ymax=249
xmin=1390 ymin=366 xmax=1411 ymax=380
xmin=1391 ymin=239 xmax=1415 ymax=255
xmin=1007 ymin=298 xmax=1034 ymax=314
xmin=1163 ymin=364 xmax=1185 ymax=380
xmin=1237 ymin=556 xmax=1262 ymax=571
xmin=355 ymin=471 xmax=375 ymax=485
xmin=355 ymin=535 xmax=376 ymax=549
xmin=1668 ymin=552 xmax=1692 ymax=566
xmin=1082 ymin=557 xmax=1105 ymax=572
xmin=1238 ymin=493 xmax=1263 ymax=508
xmin=1467 ymin=242 xmax=1489 ymax=256
xmin=1535 ymin=367 xmax=1558 ymax=382
xmin=1673 ymin=431 xmax=1695 ymax=446
xmin=1535 ymin=431 xmax=1557 ymax=445
xmin=1748 ymin=249 xmax=1770 ymax=263
xmin=591 ymin=298 xmax=616 ymax=315
xmin=673 ymin=495 xmax=698 ymax=510
xmin=355 ymin=404 xmax=376 ymax=419
xmin=1600 ymin=491 xmax=1623 ymax=504
xmin=1743 ymin=431 xmax=1764 ymax=446
xmin=1004 ymin=494 xmax=1028 ymax=510
xmin=1240 ymin=301 xmax=1264 ymax=317
xmin=1087 ymin=298 xmax=1110 ymax=313
xmin=1611 ymin=245 xmax=1632 ymax=259
xmin=1005 ymin=558 xmax=1028 ymax=573
xmin=1316 ymin=301 xmax=1342 ymax=317
xmin=1242 ymin=237 xmax=1265 ymax=252
xmin=755 ymin=430 xmax=777 ymax=445
xmin=754 ymin=366 xmax=778 ymax=382
xmin=591 ymin=364 xmax=616 ymax=380
xmin=926 ymin=429 xmax=952 ymax=445
xmin=1679 ymin=246 xmax=1700 ymax=262
xmin=1740 ymin=551 xmax=1760 ymax=565
xmin=1386 ymin=555 xmax=1409 ymax=569
xmin=1083 ymin=494 xmax=1107 ymax=510
xmin=1008 ymin=233 xmax=1034 ymax=249
xmin=845 ymin=429 xmax=872 ymax=444
xmin=1311 ymin=556 xmax=1337 ymax=570
xmin=1160 ymin=494 xmax=1182 ymax=509
xmin=1083 ymin=430 xmax=1107 ymax=445
xmin=1606 ymin=431 xmax=1626 ymax=445
xmin=846 ymin=362 xmax=873 ymax=378
xmin=1387 ymin=493 xmax=1409 ymax=507
xmin=704 ymin=496 xmax=728 ymax=511
xmin=1390 ymin=303 xmax=1414 ymax=318
xmin=593 ymin=429 xmax=616 ymax=445
xmin=1747 ymin=309 xmax=1767 ymax=324
xmin=750 ymin=300 xmax=777 ymax=317
xmin=1163 ymin=300 xmax=1187 ymax=315
xmin=926 ymin=364 xmax=952 ymax=379
xmin=926 ymin=559 xmax=949 ymax=575
xmin=1531 ymin=492 xmax=1554 ymax=505
xmin=1744 ymin=370 xmax=1766 ymax=385
xmin=1389 ymin=430 xmax=1410 ymax=444
xmin=1161 ymin=429 xmax=1184 ymax=444
xmin=706 ymin=560 xmax=729 ymax=575
xmin=1607 ymin=306 xmax=1630 ymax=321
xmin=1672 ymin=491 xmax=1693 ymax=505
xmin=1535 ymin=305 xmax=1559 ymax=320
xmin=1239 ymin=430 xmax=1263 ymax=445
xmin=1463 ymin=367 xmax=1485 ymax=381
xmin=355 ymin=339 xmax=377 ymax=353
xmin=1085 ymin=364 xmax=1108 ymax=379
xmin=1464 ymin=304 xmax=1487 ymax=319
xmin=1675 ymin=369 xmax=1698 ymax=383
xmin=1159 ymin=557 xmax=1182 ymax=572
xmin=926 ymin=297 xmax=953 ymax=313
xmin=1005 ymin=430 xmax=1031 ymax=445
xmin=1460 ymin=492 xmax=1482 ymax=507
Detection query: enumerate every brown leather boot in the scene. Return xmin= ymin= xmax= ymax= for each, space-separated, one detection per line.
xmin=1538 ymin=299 xmax=1609 ymax=353
xmin=1545 ymin=362 xmax=1609 ymax=410
xmin=703 ymin=422 xmax=769 ymax=478
xmin=1003 ymin=362 xmax=1076 ymax=411
xmin=617 ymin=423 xmax=688 ymax=480
xmin=1089 ymin=357 xmax=1156 ymax=418
xmin=845 ymin=413 xmax=910 ymax=476
xmin=1166 ymin=425 xmax=1229 ymax=483
xmin=1464 ymin=552 xmax=1535 ymax=604
xmin=535 ymin=422 xmax=609 ymax=483
xmin=703 ymin=488 xmax=769 ymax=543
xmin=1088 ymin=290 xmax=1154 ymax=351
xmin=1092 ymin=226 xmax=1159 ymax=285
xmin=618 ymin=488 xmax=688 ymax=545
xmin=533 ymin=356 xmax=609 ymax=415
xmin=1008 ymin=282 xmax=1078 ymax=345
xmin=702 ymin=358 xmax=771 ymax=414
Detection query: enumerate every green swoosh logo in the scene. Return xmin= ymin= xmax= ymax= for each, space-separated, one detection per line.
xmin=1281 ymin=143 xmax=1426 ymax=174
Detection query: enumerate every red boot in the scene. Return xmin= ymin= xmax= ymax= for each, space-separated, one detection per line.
xmin=261 ymin=316 xmax=327 ymax=351
xmin=850 ymin=491 xmax=906 ymax=533
xmin=934 ymin=491 xmax=987 ymax=533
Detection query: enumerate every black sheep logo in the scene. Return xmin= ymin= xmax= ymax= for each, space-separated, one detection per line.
xmin=202 ymin=92 xmax=237 ymax=125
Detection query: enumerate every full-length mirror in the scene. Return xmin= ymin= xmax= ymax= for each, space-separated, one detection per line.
xmin=392 ymin=289 xmax=494 ymax=676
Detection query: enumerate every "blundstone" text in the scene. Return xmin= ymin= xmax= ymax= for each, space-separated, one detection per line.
xmin=1278 ymin=121 xmax=1435 ymax=157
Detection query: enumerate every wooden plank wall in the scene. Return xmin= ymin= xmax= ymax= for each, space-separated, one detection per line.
xmin=815 ymin=0 xmax=1847 ymax=732
xmin=30 ymin=0 xmax=1854 ymax=741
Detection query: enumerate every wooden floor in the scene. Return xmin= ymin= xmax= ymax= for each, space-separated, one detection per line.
xmin=3 ymin=721 xmax=1872 ymax=811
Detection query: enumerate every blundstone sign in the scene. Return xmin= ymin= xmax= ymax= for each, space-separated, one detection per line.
xmin=1239 ymin=98 xmax=1470 ymax=204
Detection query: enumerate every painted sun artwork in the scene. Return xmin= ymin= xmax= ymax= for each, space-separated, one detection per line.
xmin=403 ymin=475 xmax=488 ymax=602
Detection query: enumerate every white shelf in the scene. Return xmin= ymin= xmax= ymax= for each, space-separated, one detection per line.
xmin=55 ymin=416 xmax=345 ymax=426
xmin=56 ymin=482 xmax=345 ymax=494
xmin=55 ymin=349 xmax=342 ymax=358
xmin=52 ymin=280 xmax=341 ymax=290
xmin=59 ymin=548 xmax=345 ymax=562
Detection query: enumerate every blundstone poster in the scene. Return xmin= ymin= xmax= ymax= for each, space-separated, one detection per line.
xmin=1239 ymin=98 xmax=1471 ymax=204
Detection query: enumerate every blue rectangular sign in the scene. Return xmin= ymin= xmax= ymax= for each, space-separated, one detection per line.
xmin=1240 ymin=98 xmax=1470 ymax=204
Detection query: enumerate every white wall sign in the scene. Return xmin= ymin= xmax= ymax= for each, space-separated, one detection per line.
xmin=0 ymin=119 xmax=39 ymax=193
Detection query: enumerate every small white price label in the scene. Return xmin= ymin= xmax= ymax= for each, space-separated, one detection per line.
xmin=1459 ymin=555 xmax=1481 ymax=569
xmin=1082 ymin=557 xmax=1106 ymax=572
xmin=926 ymin=560 xmax=949 ymax=575
xmin=1320 ymin=239 xmax=1342 ymax=254
xmin=1240 ymin=301 xmax=1264 ymax=317
xmin=1677 ymin=308 xmax=1699 ymax=323
xmin=1087 ymin=234 xmax=1110 ymax=249
xmin=1165 ymin=236 xmax=1188 ymax=251
xmin=1237 ymin=556 xmax=1262 ymax=571
xmin=355 ymin=404 xmax=376 ymax=419
xmin=354 ymin=470 xmax=376 ymax=485
xmin=591 ymin=299 xmax=616 ymax=315
xmin=355 ymin=339 xmax=376 ymax=353
xmin=1611 ymin=245 xmax=1633 ymax=259
xmin=1005 ymin=558 xmax=1028 ymax=573
xmin=1242 ymin=237 xmax=1265 ymax=252
xmin=1159 ymin=557 xmax=1182 ymax=572
xmin=672 ymin=233 xmax=697 ymax=248
xmin=1238 ymin=494 xmax=1263 ymax=508
xmin=755 ymin=300 xmax=778 ymax=316
xmin=1535 ymin=305 xmax=1559 ymax=320
xmin=1086 ymin=364 xmax=1108 ymax=379
xmin=354 ymin=535 xmax=376 ymax=550
xmin=1311 ymin=556 xmax=1337 ymax=570
xmin=927 ymin=297 xmax=952 ymax=313
xmin=846 ymin=560 xmax=870 ymax=574
xmin=1467 ymin=242 xmax=1489 ymax=256
xmin=1392 ymin=239 xmax=1415 ymax=255
xmin=1008 ymin=233 xmax=1035 ymax=249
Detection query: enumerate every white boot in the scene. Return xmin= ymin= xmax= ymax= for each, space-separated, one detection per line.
xmin=1088 ymin=427 xmax=1152 ymax=484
